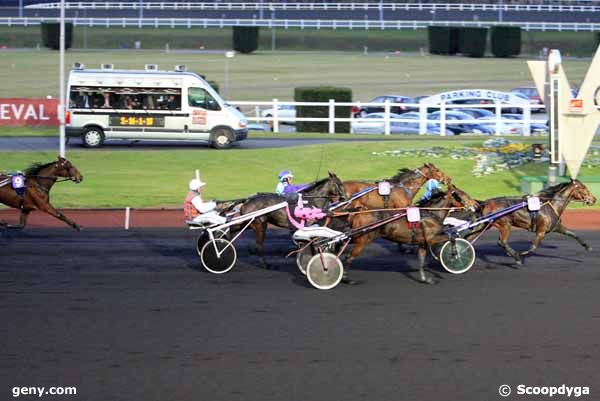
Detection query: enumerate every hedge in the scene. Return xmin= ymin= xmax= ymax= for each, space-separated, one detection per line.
xmin=40 ymin=22 xmax=73 ymax=50
xmin=427 ymin=26 xmax=459 ymax=55
xmin=491 ymin=26 xmax=521 ymax=57
xmin=294 ymin=87 xmax=352 ymax=133
xmin=458 ymin=27 xmax=488 ymax=58
xmin=233 ymin=26 xmax=259 ymax=54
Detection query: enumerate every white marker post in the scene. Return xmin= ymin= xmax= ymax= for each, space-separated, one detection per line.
xmin=59 ymin=0 xmax=66 ymax=157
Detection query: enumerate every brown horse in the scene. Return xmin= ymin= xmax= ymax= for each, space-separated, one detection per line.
xmin=0 ymin=156 xmax=84 ymax=230
xmin=343 ymin=183 xmax=478 ymax=284
xmin=234 ymin=172 xmax=346 ymax=268
xmin=341 ymin=163 xmax=451 ymax=211
xmin=470 ymin=180 xmax=596 ymax=265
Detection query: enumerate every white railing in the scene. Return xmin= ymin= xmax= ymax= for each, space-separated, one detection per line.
xmin=24 ymin=2 xmax=600 ymax=12
xmin=229 ymin=99 xmax=547 ymax=136
xmin=2 ymin=17 xmax=599 ymax=31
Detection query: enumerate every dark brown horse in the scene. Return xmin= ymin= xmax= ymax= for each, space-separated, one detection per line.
xmin=470 ymin=180 xmax=596 ymax=265
xmin=343 ymin=183 xmax=478 ymax=284
xmin=341 ymin=163 xmax=452 ymax=211
xmin=235 ymin=172 xmax=346 ymax=268
xmin=0 ymin=156 xmax=84 ymax=230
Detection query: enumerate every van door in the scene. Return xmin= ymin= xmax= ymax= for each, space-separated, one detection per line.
xmin=187 ymin=87 xmax=222 ymax=140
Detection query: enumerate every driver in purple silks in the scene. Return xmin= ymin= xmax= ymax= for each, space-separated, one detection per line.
xmin=275 ymin=170 xmax=309 ymax=195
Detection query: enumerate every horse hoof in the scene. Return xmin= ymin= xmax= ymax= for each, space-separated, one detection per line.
xmin=341 ymin=277 xmax=364 ymax=285
xmin=421 ymin=277 xmax=436 ymax=285
xmin=586 ymin=245 xmax=593 ymax=252
xmin=514 ymin=260 xmax=522 ymax=267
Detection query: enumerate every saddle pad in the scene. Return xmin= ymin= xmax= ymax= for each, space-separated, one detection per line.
xmin=407 ymin=207 xmax=421 ymax=223
xmin=293 ymin=226 xmax=343 ymax=242
xmin=11 ymin=175 xmax=25 ymax=189
xmin=527 ymin=196 xmax=541 ymax=212
xmin=378 ymin=181 xmax=391 ymax=196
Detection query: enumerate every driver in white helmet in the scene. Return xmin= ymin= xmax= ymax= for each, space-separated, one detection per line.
xmin=184 ymin=178 xmax=226 ymax=225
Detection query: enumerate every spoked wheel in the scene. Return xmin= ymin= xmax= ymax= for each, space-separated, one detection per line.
xmin=200 ymin=238 xmax=237 ymax=274
xmin=439 ymin=238 xmax=476 ymax=274
xmin=196 ymin=229 xmax=229 ymax=256
xmin=306 ymin=252 xmax=344 ymax=290
xmin=296 ymin=242 xmax=316 ymax=276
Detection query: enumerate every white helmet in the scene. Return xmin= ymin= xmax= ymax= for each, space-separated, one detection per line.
xmin=189 ymin=178 xmax=206 ymax=191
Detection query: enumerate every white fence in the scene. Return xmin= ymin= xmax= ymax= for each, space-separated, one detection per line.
xmin=24 ymin=2 xmax=600 ymax=12
xmin=229 ymin=99 xmax=547 ymax=136
xmin=2 ymin=16 xmax=599 ymax=30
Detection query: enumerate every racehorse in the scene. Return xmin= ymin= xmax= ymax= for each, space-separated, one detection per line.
xmin=343 ymin=184 xmax=478 ymax=284
xmin=470 ymin=180 xmax=596 ymax=265
xmin=233 ymin=172 xmax=346 ymax=268
xmin=341 ymin=163 xmax=452 ymax=210
xmin=0 ymin=156 xmax=84 ymax=230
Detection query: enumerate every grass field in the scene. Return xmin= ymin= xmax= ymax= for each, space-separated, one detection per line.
xmin=0 ymin=50 xmax=591 ymax=101
xmin=1 ymin=137 xmax=599 ymax=208
xmin=1 ymin=26 xmax=598 ymax=56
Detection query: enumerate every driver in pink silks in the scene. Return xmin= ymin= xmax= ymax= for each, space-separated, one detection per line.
xmin=184 ymin=178 xmax=226 ymax=225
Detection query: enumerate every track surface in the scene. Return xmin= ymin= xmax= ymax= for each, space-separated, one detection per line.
xmin=1 ymin=228 xmax=599 ymax=401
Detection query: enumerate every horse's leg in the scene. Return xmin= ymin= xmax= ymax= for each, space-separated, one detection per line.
xmin=6 ymin=209 xmax=31 ymax=229
xmin=496 ymin=223 xmax=521 ymax=266
xmin=38 ymin=203 xmax=81 ymax=231
xmin=417 ymin=245 xmax=435 ymax=284
xmin=552 ymin=223 xmax=592 ymax=252
xmin=342 ymin=237 xmax=369 ymax=285
xmin=253 ymin=220 xmax=271 ymax=269
xmin=520 ymin=227 xmax=547 ymax=256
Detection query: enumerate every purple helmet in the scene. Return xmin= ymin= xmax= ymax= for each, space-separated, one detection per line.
xmin=278 ymin=170 xmax=293 ymax=181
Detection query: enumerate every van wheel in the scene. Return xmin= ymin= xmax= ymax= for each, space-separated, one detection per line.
xmin=211 ymin=128 xmax=233 ymax=149
xmin=81 ymin=127 xmax=105 ymax=148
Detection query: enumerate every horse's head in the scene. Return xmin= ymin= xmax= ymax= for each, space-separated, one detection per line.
xmin=570 ymin=179 xmax=596 ymax=205
xmin=447 ymin=183 xmax=479 ymax=212
xmin=324 ymin=171 xmax=346 ymax=202
xmin=418 ymin=162 xmax=451 ymax=185
xmin=55 ymin=156 xmax=84 ymax=183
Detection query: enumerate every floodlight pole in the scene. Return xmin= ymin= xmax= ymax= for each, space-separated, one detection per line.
xmin=59 ymin=0 xmax=66 ymax=158
xmin=547 ymin=49 xmax=562 ymax=187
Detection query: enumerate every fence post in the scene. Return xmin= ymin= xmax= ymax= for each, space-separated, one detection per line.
xmin=384 ymin=99 xmax=391 ymax=135
xmin=523 ymin=103 xmax=531 ymax=136
xmin=440 ymin=103 xmax=446 ymax=136
xmin=419 ymin=102 xmax=427 ymax=135
xmin=328 ymin=99 xmax=335 ymax=134
xmin=495 ymin=102 xmax=501 ymax=135
xmin=273 ymin=98 xmax=279 ymax=133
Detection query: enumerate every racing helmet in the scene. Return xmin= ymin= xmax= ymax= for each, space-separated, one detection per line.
xmin=278 ymin=170 xmax=294 ymax=182
xmin=189 ymin=178 xmax=206 ymax=191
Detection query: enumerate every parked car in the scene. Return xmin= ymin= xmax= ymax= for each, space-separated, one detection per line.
xmin=454 ymin=107 xmax=495 ymax=119
xmin=261 ymin=104 xmax=296 ymax=124
xmin=351 ymin=112 xmax=453 ymax=135
xmin=351 ymin=95 xmax=417 ymax=117
xmin=427 ymin=110 xmax=494 ymax=135
xmin=510 ymin=86 xmax=545 ymax=113
xmin=502 ymin=113 xmax=549 ymax=134
xmin=475 ymin=116 xmax=524 ymax=135
xmin=448 ymin=95 xmax=528 ymax=114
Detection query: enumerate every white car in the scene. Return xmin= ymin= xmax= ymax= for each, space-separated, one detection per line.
xmin=261 ymin=105 xmax=296 ymax=125
xmin=351 ymin=112 xmax=453 ymax=135
xmin=476 ymin=116 xmax=524 ymax=135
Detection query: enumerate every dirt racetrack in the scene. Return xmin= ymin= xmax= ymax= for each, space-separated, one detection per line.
xmin=1 ymin=227 xmax=599 ymax=401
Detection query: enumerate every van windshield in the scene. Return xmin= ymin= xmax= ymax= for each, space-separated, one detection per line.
xmin=188 ymin=87 xmax=221 ymax=111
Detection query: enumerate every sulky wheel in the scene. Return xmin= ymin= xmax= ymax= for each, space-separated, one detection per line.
xmin=296 ymin=242 xmax=316 ymax=276
xmin=439 ymin=238 xmax=476 ymax=274
xmin=306 ymin=252 xmax=344 ymax=290
xmin=200 ymin=238 xmax=237 ymax=274
xmin=196 ymin=229 xmax=229 ymax=256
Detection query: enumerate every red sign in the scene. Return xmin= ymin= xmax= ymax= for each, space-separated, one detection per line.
xmin=0 ymin=98 xmax=60 ymax=127
xmin=569 ymin=98 xmax=583 ymax=113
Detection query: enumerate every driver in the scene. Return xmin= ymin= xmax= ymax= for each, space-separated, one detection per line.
xmin=184 ymin=178 xmax=226 ymax=225
xmin=275 ymin=170 xmax=306 ymax=195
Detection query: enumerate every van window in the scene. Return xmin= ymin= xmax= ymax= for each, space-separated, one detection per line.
xmin=188 ymin=88 xmax=221 ymax=111
xmin=69 ymin=86 xmax=181 ymax=111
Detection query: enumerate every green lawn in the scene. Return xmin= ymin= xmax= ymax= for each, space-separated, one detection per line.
xmin=0 ymin=50 xmax=591 ymax=101
xmin=1 ymin=138 xmax=599 ymax=208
